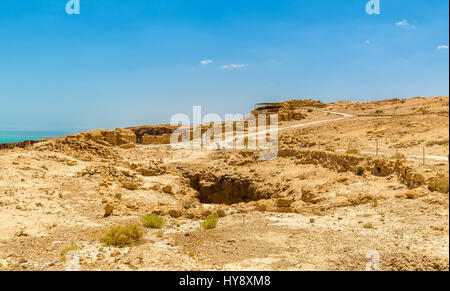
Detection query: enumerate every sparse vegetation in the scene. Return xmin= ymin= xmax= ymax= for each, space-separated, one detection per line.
xmin=297 ymin=170 xmax=316 ymax=180
xmin=2 ymin=96 xmax=449 ymax=271
xmin=100 ymin=224 xmax=144 ymax=247
xmin=60 ymin=245 xmax=79 ymax=261
xmin=325 ymin=146 xmax=335 ymax=152
xmin=428 ymin=175 xmax=449 ymax=193
xmin=200 ymin=214 xmax=219 ymax=230
xmin=346 ymin=149 xmax=360 ymax=155
xmin=142 ymin=214 xmax=165 ymax=229
xmin=393 ymin=153 xmax=407 ymax=160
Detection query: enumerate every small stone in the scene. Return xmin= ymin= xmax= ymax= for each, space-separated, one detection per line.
xmin=216 ymin=208 xmax=226 ymax=217
xmin=162 ymin=185 xmax=172 ymax=194
xmin=15 ymin=230 xmax=29 ymax=237
xmin=277 ymin=198 xmax=293 ymax=208
xmin=168 ymin=207 xmax=183 ymax=218
xmin=137 ymin=168 xmax=157 ymax=177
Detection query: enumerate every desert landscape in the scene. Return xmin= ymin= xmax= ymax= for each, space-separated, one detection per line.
xmin=0 ymin=96 xmax=448 ymax=271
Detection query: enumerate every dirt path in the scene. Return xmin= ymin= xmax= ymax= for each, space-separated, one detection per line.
xmin=146 ymin=111 xmax=448 ymax=161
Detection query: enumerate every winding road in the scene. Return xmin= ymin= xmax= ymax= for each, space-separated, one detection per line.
xmin=157 ymin=110 xmax=448 ymax=162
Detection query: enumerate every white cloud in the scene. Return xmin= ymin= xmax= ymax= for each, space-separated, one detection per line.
xmin=200 ymin=59 xmax=214 ymax=65
xmin=437 ymin=45 xmax=449 ymax=50
xmin=220 ymin=64 xmax=247 ymax=69
xmin=395 ymin=19 xmax=409 ymax=26
xmin=364 ymin=40 xmax=371 ymax=45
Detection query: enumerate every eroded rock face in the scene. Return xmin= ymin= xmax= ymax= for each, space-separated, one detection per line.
xmin=182 ymin=169 xmax=273 ymax=205
xmin=0 ymin=140 xmax=41 ymax=150
xmin=35 ymin=134 xmax=120 ymax=161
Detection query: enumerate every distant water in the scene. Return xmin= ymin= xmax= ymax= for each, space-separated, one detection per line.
xmin=0 ymin=130 xmax=76 ymax=144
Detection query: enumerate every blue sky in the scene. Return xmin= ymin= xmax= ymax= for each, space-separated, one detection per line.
xmin=0 ymin=0 xmax=448 ymax=130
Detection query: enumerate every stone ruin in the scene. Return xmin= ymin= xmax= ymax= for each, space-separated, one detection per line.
xmin=82 ymin=128 xmax=137 ymax=149
xmin=127 ymin=125 xmax=177 ymax=145
xmin=251 ymin=99 xmax=325 ymax=122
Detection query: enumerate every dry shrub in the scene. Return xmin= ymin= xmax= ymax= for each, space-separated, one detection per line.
xmin=428 ymin=175 xmax=449 ymax=193
xmin=296 ymin=170 xmax=317 ymax=180
xmin=346 ymin=149 xmax=360 ymax=155
xmin=60 ymin=245 xmax=79 ymax=261
xmin=141 ymin=214 xmax=165 ymax=229
xmin=100 ymin=224 xmax=144 ymax=247
xmin=200 ymin=214 xmax=219 ymax=230
xmin=393 ymin=153 xmax=407 ymax=160
xmin=325 ymin=146 xmax=335 ymax=152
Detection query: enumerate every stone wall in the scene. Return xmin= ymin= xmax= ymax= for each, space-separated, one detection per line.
xmin=82 ymin=128 xmax=136 ymax=148
xmin=278 ymin=148 xmax=444 ymax=192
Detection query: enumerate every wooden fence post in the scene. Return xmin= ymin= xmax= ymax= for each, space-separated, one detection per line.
xmin=423 ymin=148 xmax=426 ymax=166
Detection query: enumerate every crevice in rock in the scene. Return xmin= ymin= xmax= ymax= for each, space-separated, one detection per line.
xmin=182 ymin=171 xmax=271 ymax=205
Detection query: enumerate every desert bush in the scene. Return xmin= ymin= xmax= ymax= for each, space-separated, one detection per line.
xmin=100 ymin=224 xmax=143 ymax=247
xmin=155 ymin=230 xmax=164 ymax=238
xmin=325 ymin=146 xmax=335 ymax=152
xmin=297 ymin=170 xmax=316 ymax=180
xmin=392 ymin=153 xmax=407 ymax=160
xmin=363 ymin=223 xmax=374 ymax=229
xmin=60 ymin=245 xmax=79 ymax=261
xmin=141 ymin=214 xmax=165 ymax=229
xmin=346 ymin=149 xmax=360 ymax=155
xmin=428 ymin=175 xmax=449 ymax=193
xmin=200 ymin=214 xmax=219 ymax=230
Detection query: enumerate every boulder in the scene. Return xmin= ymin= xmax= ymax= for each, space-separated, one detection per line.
xmin=276 ymin=198 xmax=293 ymax=208
xmin=162 ymin=185 xmax=173 ymax=194
xmin=168 ymin=207 xmax=183 ymax=218
xmin=104 ymin=203 xmax=114 ymax=217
